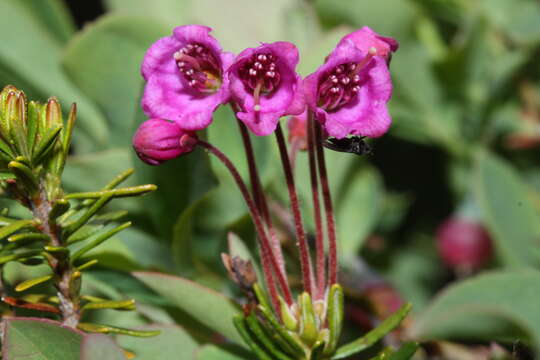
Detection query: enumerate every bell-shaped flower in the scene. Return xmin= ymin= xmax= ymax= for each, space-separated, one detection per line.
xmin=304 ymin=40 xmax=393 ymax=139
xmin=141 ymin=25 xmax=234 ymax=131
xmin=132 ymin=118 xmax=197 ymax=165
xmin=337 ymin=26 xmax=398 ymax=62
xmin=228 ymin=42 xmax=305 ymax=136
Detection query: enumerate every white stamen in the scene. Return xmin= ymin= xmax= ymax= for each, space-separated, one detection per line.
xmin=368 ymin=47 xmax=377 ymax=55
xmin=254 ymin=104 xmax=261 ymax=112
xmin=266 ymin=71 xmax=275 ymax=78
xmin=174 ymin=51 xmax=182 ymax=60
xmin=249 ymin=69 xmax=257 ymax=76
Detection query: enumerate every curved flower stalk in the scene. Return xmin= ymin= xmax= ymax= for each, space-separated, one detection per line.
xmin=0 ymin=86 xmax=158 ymax=338
xmin=134 ymin=25 xmax=415 ymax=360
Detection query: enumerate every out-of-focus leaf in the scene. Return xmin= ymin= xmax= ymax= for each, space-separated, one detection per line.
xmin=0 ymin=0 xmax=108 ymax=149
xmin=474 ymin=150 xmax=540 ymax=267
xmin=336 ymin=168 xmax=383 ymax=266
xmin=480 ymin=0 xmax=540 ymax=46
xmin=133 ymin=271 xmax=244 ymax=345
xmin=388 ymin=342 xmax=419 ymax=360
xmin=80 ymin=334 xmax=126 ymax=360
xmin=107 ymin=0 xmax=307 ymax=54
xmin=411 ymin=270 xmax=540 ymax=350
xmin=116 ymin=324 xmax=198 ymax=360
xmin=104 ymin=0 xmax=190 ymax=27
xmin=315 ymin=0 xmax=417 ymax=40
xmin=196 ymin=344 xmax=250 ymax=360
xmin=18 ymin=0 xmax=75 ymax=43
xmin=62 ymin=15 xmax=169 ymax=147
xmin=3 ymin=317 xmax=82 ymax=359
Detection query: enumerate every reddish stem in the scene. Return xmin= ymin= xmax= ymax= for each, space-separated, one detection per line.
xmin=314 ymin=121 xmax=338 ymax=285
xmin=307 ymin=114 xmax=326 ymax=299
xmin=198 ymin=140 xmax=293 ymax=306
xmin=234 ymin=115 xmax=287 ymax=277
xmin=274 ymin=125 xmax=314 ymax=295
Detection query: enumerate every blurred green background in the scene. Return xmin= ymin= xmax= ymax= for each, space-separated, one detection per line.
xmin=2 ymin=0 xmax=540 ymax=358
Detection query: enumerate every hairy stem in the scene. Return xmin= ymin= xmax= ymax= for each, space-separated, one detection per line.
xmin=31 ymin=182 xmax=80 ymax=327
xmin=198 ymin=140 xmax=293 ymax=307
xmin=275 ymin=125 xmax=314 ymax=296
xmin=234 ymin=114 xmax=287 ymax=278
xmin=314 ymin=122 xmax=338 ymax=285
xmin=307 ymin=114 xmax=325 ymax=299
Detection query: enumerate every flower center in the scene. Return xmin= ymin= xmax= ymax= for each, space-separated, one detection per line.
xmin=317 ymin=50 xmax=376 ymax=112
xmin=174 ymin=43 xmax=222 ymax=93
xmin=239 ymin=53 xmax=281 ymax=97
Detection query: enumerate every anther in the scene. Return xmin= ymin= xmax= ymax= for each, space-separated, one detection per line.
xmin=368 ymin=47 xmax=378 ymax=55
xmin=254 ymin=104 xmax=261 ymax=112
xmin=249 ymin=69 xmax=258 ymax=76
xmin=266 ymin=71 xmax=275 ymax=78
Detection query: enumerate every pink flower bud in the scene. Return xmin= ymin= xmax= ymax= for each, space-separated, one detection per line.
xmin=132 ymin=118 xmax=197 ymax=165
xmin=436 ymin=217 xmax=493 ymax=272
xmin=287 ymin=111 xmax=308 ymax=151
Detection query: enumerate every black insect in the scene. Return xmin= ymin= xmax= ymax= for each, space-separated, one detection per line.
xmin=323 ymin=136 xmax=372 ymax=156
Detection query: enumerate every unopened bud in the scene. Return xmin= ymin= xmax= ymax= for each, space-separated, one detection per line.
xmin=436 ymin=217 xmax=493 ymax=273
xmin=132 ymin=118 xmax=197 ymax=166
xmin=45 ymin=97 xmax=63 ymax=128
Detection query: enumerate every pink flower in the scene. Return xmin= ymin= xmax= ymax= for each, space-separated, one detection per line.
xmin=304 ymin=39 xmax=393 ymax=139
xmin=436 ymin=217 xmax=493 ymax=271
xmin=141 ymin=25 xmax=234 ymax=131
xmin=228 ymin=42 xmax=305 ymax=136
xmin=338 ymin=26 xmax=398 ymax=62
xmin=132 ymin=118 xmax=197 ymax=165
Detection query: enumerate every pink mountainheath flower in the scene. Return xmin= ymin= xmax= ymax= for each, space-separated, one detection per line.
xmin=132 ymin=118 xmax=197 ymax=165
xmin=337 ymin=26 xmax=398 ymax=62
xmin=228 ymin=42 xmax=305 ymax=136
xmin=141 ymin=25 xmax=234 ymax=131
xmin=304 ymin=38 xmax=395 ymax=139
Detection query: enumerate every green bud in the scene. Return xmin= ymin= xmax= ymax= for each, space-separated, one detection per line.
xmin=299 ymin=292 xmax=318 ymax=346
xmin=325 ymin=284 xmax=344 ymax=355
xmin=280 ymin=296 xmax=298 ymax=331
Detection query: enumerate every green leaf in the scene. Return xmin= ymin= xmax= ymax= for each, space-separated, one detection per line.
xmin=104 ymin=0 xmax=190 ymax=27
xmin=333 ymin=303 xmax=412 ymax=359
xmin=133 ymin=271 xmax=244 ymax=345
xmin=62 ymin=15 xmax=169 ymax=148
xmin=116 ymin=324 xmax=198 ymax=360
xmin=17 ymin=0 xmax=75 ymax=44
xmin=388 ymin=342 xmax=419 ymax=360
xmin=3 ymin=317 xmax=83 ymax=360
xmin=410 ymin=270 xmax=540 ymax=351
xmin=474 ymin=150 xmax=540 ymax=267
xmin=0 ymin=219 xmax=35 ymax=240
xmin=196 ymin=345 xmax=250 ymax=360
xmin=80 ymin=334 xmax=126 ymax=360
xmin=0 ymin=0 xmax=108 ymax=149
xmin=336 ymin=168 xmax=383 ymax=265
xmin=315 ymin=0 xmax=416 ymax=39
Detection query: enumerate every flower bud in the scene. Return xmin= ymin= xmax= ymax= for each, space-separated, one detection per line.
xmin=132 ymin=118 xmax=197 ymax=165
xmin=287 ymin=112 xmax=308 ymax=151
xmin=436 ymin=217 xmax=493 ymax=272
